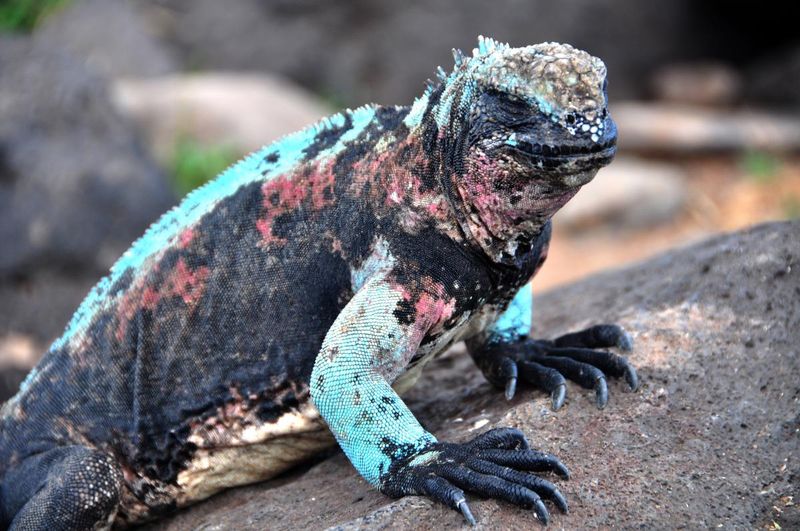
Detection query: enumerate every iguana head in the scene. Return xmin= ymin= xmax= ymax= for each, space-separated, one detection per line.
xmin=432 ymin=37 xmax=616 ymax=263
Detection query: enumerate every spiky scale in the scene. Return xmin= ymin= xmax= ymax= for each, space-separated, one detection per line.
xmin=452 ymin=48 xmax=465 ymax=67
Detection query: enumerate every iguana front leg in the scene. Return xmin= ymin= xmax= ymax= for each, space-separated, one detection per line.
xmin=467 ymin=283 xmax=638 ymax=410
xmin=310 ymin=272 xmax=568 ymax=525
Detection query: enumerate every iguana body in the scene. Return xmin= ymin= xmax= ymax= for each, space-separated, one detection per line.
xmin=0 ymin=38 xmax=636 ymax=529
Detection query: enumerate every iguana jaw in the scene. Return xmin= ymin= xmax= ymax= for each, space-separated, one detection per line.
xmin=506 ymin=131 xmax=617 ymax=181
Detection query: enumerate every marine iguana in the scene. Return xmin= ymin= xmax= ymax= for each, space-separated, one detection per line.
xmin=0 ymin=37 xmax=637 ymax=529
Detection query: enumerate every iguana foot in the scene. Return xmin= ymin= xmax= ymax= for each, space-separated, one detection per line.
xmin=381 ymin=427 xmax=568 ymax=526
xmin=4 ymin=445 xmax=122 ymax=531
xmin=487 ymin=324 xmax=638 ymax=410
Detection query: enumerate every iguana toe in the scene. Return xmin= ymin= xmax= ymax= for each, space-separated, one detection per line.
xmin=381 ymin=428 xmax=568 ymax=526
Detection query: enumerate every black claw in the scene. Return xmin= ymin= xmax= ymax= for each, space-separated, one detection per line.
xmin=617 ymin=330 xmax=634 ymax=352
xmin=624 ymin=364 xmax=639 ymax=391
xmin=530 ymin=355 xmax=605 ymax=393
xmin=499 ymin=356 xmax=518 ymax=400
xmin=518 ymin=360 xmax=567 ymax=408
xmin=553 ymin=324 xmax=633 ymax=352
xmin=457 ymin=498 xmax=476 ymax=526
xmin=389 ymin=433 xmax=569 ymax=527
xmin=505 ymin=376 xmax=517 ymax=400
xmin=553 ymin=460 xmax=570 ymax=480
xmin=466 ymin=457 xmax=569 ymax=513
xmin=534 ymin=498 xmax=550 ymax=525
xmin=420 ymin=476 xmax=474 ymax=524
xmin=553 ymin=489 xmax=569 ymax=513
xmin=595 ymin=376 xmax=608 ymax=409
xmin=472 ymin=322 xmax=637 ymax=419
xmin=478 ymin=448 xmax=569 ymax=479
xmin=438 ymin=464 xmax=550 ymax=516
xmin=551 ymin=383 xmax=566 ymax=410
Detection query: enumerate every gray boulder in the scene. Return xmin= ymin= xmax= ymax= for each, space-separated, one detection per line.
xmin=149 ymin=221 xmax=799 ymax=530
xmin=0 ymin=36 xmax=175 ymax=276
xmin=111 ymin=73 xmax=331 ymax=161
xmin=0 ymin=36 xmax=175 ymax=386
xmin=35 ymin=0 xmax=177 ymax=79
xmin=143 ymin=0 xmax=698 ymax=106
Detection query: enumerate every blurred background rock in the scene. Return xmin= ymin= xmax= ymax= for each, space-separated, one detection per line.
xmin=1 ymin=0 xmax=798 ymax=398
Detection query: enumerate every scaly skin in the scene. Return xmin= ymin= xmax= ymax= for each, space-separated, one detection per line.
xmin=0 ymin=37 xmax=636 ymax=529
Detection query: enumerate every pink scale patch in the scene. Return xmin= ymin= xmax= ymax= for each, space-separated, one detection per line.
xmin=114 ymin=257 xmax=210 ymax=341
xmin=393 ymin=278 xmax=456 ymax=338
xmin=256 ymin=161 xmax=337 ymax=245
xmin=415 ymin=291 xmax=456 ymax=329
xmin=169 ymin=258 xmax=210 ymax=306
xmin=308 ymin=161 xmax=336 ymax=210
xmin=348 ymin=138 xmax=435 ymax=215
xmin=256 ymin=174 xmax=308 ymax=244
xmin=179 ymin=228 xmax=195 ymax=249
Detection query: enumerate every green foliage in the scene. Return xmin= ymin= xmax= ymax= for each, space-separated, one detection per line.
xmin=0 ymin=0 xmax=70 ymax=32
xmin=315 ymin=88 xmax=347 ymax=113
xmin=739 ymin=150 xmax=781 ymax=184
xmin=169 ymin=137 xmax=240 ymax=196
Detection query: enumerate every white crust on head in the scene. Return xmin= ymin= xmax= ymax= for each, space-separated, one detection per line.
xmin=460 ymin=37 xmax=609 ymax=135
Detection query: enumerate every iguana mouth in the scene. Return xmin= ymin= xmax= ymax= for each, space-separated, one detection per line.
xmin=509 ymin=135 xmax=617 ymax=174
xmin=511 ymin=135 xmax=616 ymax=159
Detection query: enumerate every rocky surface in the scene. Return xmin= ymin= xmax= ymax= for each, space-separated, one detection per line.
xmin=613 ymin=103 xmax=800 ymax=153
xmin=0 ymin=35 xmax=175 ymax=387
xmin=36 ymin=0 xmax=177 ymax=79
xmin=0 ymin=37 xmax=175 ymax=276
xmin=149 ymin=221 xmax=800 ymax=530
xmin=112 ymin=73 xmax=331 ymax=161
xmin=555 ymin=157 xmax=688 ymax=231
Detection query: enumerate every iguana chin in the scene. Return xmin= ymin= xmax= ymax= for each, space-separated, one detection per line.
xmin=0 ymin=37 xmax=637 ymax=529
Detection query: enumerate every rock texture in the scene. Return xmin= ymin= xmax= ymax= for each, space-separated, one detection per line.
xmin=36 ymin=0 xmax=178 ymax=79
xmin=613 ymin=103 xmax=800 ymax=153
xmin=555 ymin=157 xmax=688 ymax=231
xmin=0 ymin=36 xmax=175 ymax=388
xmin=111 ymin=74 xmax=331 ymax=161
xmin=149 ymin=221 xmax=800 ymax=530
xmin=0 ymin=37 xmax=175 ymax=276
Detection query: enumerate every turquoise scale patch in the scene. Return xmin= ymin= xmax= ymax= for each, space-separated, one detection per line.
xmin=492 ymin=283 xmax=532 ymax=340
xmin=310 ymin=278 xmax=436 ymax=485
